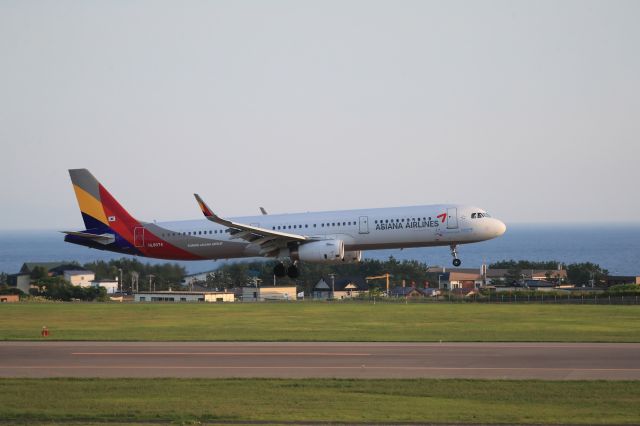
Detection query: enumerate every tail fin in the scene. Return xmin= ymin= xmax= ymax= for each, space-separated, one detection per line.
xmin=68 ymin=169 xmax=139 ymax=232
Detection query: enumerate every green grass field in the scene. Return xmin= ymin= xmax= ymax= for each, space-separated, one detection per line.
xmin=1 ymin=378 xmax=639 ymax=424
xmin=1 ymin=302 xmax=639 ymax=342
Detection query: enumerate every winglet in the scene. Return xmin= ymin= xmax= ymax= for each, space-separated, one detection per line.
xmin=194 ymin=194 xmax=215 ymax=218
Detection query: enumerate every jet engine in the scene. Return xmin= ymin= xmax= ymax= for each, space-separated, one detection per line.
xmin=291 ymin=240 xmax=345 ymax=263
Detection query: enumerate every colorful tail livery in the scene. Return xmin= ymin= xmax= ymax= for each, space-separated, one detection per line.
xmin=64 ymin=169 xmax=204 ymax=260
xmin=64 ymin=169 xmax=506 ymax=271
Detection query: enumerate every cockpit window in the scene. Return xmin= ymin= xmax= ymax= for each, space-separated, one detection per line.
xmin=472 ymin=212 xmax=491 ymax=219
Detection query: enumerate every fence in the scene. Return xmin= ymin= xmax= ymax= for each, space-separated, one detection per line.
xmin=318 ymin=293 xmax=640 ymax=305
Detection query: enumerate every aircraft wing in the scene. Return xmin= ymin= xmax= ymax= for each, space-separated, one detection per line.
xmin=194 ymin=194 xmax=307 ymax=256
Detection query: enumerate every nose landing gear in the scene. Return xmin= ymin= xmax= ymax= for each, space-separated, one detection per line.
xmin=450 ymin=245 xmax=462 ymax=267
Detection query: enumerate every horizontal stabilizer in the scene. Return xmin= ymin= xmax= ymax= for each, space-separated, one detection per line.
xmin=62 ymin=231 xmax=115 ymax=245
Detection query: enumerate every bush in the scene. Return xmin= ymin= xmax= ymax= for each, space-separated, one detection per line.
xmin=0 ymin=285 xmax=25 ymax=296
xmin=605 ymin=284 xmax=640 ymax=297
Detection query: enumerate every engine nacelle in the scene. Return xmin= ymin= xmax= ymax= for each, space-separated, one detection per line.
xmin=292 ymin=240 xmax=345 ymax=263
xmin=341 ymin=250 xmax=362 ymax=263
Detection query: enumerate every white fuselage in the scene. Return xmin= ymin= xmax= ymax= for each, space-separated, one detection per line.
xmin=147 ymin=204 xmax=506 ymax=260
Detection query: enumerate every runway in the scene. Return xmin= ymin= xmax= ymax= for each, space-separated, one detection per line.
xmin=1 ymin=342 xmax=639 ymax=380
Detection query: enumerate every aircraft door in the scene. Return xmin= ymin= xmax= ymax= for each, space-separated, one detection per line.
xmin=447 ymin=208 xmax=458 ymax=229
xmin=359 ymin=216 xmax=369 ymax=234
xmin=134 ymin=227 xmax=145 ymax=247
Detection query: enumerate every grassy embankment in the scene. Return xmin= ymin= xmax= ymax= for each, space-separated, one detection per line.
xmin=1 ymin=303 xmax=639 ymax=342
xmin=1 ymin=378 xmax=639 ymax=424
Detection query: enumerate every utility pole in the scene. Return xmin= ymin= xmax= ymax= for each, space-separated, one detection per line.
xmin=118 ymin=268 xmax=123 ymax=294
xmin=148 ymin=274 xmax=155 ymax=292
xmin=328 ymin=273 xmax=336 ymax=300
xmin=131 ymin=271 xmax=139 ymax=293
xmin=256 ymin=278 xmax=262 ymax=302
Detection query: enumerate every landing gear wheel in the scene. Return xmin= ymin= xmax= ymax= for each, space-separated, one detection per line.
xmin=287 ymin=265 xmax=300 ymax=279
xmin=450 ymin=244 xmax=461 ymax=267
xmin=273 ymin=263 xmax=286 ymax=278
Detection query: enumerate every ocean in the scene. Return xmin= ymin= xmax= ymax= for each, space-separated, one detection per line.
xmin=1 ymin=224 xmax=639 ymax=276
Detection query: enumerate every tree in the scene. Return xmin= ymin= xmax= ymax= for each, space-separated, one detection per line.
xmin=30 ymin=276 xmax=106 ymax=301
xmin=504 ymin=267 xmax=523 ymax=285
xmin=566 ymin=262 xmax=608 ymax=287
xmin=490 ymin=259 xmax=561 ymax=270
xmin=0 ymin=285 xmax=24 ymax=296
xmin=30 ymin=266 xmax=48 ymax=280
xmin=83 ymin=258 xmax=187 ymax=291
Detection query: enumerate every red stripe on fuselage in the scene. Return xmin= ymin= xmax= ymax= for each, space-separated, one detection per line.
xmin=98 ymin=185 xmax=204 ymax=260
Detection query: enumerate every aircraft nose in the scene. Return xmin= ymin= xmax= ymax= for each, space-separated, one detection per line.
xmin=494 ymin=219 xmax=507 ymax=237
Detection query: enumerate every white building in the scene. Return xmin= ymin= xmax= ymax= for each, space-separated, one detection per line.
xmin=241 ymin=286 xmax=297 ymax=301
xmin=91 ymin=279 xmax=119 ymax=294
xmin=181 ymin=270 xmax=216 ymax=287
xmin=134 ymin=291 xmax=235 ymax=302
xmin=63 ymin=270 xmax=96 ymax=287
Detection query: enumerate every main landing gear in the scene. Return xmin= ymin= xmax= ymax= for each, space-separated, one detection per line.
xmin=273 ymin=262 xmax=300 ymax=279
xmin=450 ymin=244 xmax=462 ymax=267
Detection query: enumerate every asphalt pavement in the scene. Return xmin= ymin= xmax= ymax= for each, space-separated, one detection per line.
xmin=1 ymin=341 xmax=638 ymax=380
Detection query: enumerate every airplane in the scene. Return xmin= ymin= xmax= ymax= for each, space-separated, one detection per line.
xmin=64 ymin=169 xmax=506 ymax=278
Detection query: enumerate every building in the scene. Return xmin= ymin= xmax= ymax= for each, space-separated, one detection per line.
xmin=422 ymin=288 xmax=441 ymax=297
xmin=6 ymin=274 xmax=31 ymax=294
xmin=389 ymin=285 xmax=426 ymax=298
xmin=487 ymin=269 xmax=567 ymax=284
xmin=134 ymin=291 xmax=234 ymax=302
xmin=181 ymin=270 xmax=216 ymax=287
xmin=450 ymin=287 xmax=480 ymax=297
xmin=313 ymin=277 xmax=368 ymax=300
xmin=437 ymin=272 xmax=484 ymax=290
xmin=91 ymin=279 xmax=119 ymax=294
xmin=427 ymin=265 xmax=568 ymax=286
xmin=0 ymin=294 xmax=19 ymax=303
xmin=7 ymin=262 xmax=93 ymax=294
xmin=241 ymin=285 xmax=297 ymax=301
xmin=63 ymin=270 xmax=96 ymax=287
xmin=606 ymin=275 xmax=640 ymax=287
